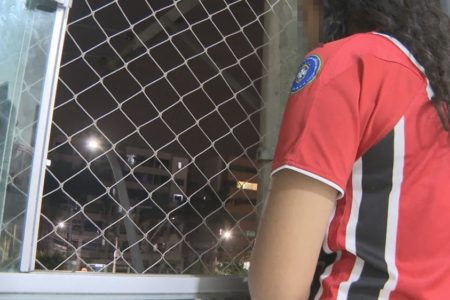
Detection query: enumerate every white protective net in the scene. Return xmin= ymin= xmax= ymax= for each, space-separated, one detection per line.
xmin=36 ymin=0 xmax=304 ymax=274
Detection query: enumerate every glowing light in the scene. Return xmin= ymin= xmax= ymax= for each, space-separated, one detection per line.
xmin=236 ymin=181 xmax=258 ymax=191
xmin=223 ymin=230 xmax=232 ymax=240
xmin=86 ymin=137 xmax=101 ymax=151
xmin=57 ymin=222 xmax=65 ymax=229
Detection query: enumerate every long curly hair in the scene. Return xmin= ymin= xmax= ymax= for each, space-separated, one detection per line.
xmin=323 ymin=0 xmax=450 ymax=130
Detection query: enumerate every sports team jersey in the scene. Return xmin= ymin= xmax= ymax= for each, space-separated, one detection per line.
xmin=272 ymin=32 xmax=450 ymax=299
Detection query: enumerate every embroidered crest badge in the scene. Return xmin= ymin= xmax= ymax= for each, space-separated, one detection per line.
xmin=291 ymin=55 xmax=322 ymax=93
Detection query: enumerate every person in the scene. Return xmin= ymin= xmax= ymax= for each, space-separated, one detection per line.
xmin=248 ymin=0 xmax=450 ymax=299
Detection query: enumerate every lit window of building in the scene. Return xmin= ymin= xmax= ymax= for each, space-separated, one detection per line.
xmin=236 ymin=181 xmax=258 ymax=191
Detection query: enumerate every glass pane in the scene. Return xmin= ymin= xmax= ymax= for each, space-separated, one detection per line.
xmin=0 ymin=0 xmax=58 ymax=271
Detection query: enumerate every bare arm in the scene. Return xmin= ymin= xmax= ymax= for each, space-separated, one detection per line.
xmin=248 ymin=170 xmax=337 ymax=300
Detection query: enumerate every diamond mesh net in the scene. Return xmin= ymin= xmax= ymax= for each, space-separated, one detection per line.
xmin=35 ymin=0 xmax=305 ymax=274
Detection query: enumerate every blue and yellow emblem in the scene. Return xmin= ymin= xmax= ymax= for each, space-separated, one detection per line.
xmin=291 ymin=55 xmax=322 ymax=93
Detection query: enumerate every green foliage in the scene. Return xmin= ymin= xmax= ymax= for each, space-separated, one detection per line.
xmin=36 ymin=251 xmax=66 ymax=270
xmin=216 ymin=261 xmax=248 ymax=276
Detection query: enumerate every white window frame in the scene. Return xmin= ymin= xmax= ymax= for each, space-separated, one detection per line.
xmin=0 ymin=273 xmax=248 ymax=298
xmin=2 ymin=1 xmax=249 ymax=297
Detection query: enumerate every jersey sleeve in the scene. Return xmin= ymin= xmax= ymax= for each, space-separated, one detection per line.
xmin=272 ymin=34 xmax=428 ymax=199
xmin=272 ymin=51 xmax=364 ymax=199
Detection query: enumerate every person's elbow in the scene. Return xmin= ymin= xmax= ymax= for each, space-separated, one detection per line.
xmin=248 ymin=264 xmax=311 ymax=300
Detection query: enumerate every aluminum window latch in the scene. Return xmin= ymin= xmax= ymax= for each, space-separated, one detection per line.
xmin=26 ymin=0 xmax=72 ymax=12
xmin=54 ymin=0 xmax=72 ymax=8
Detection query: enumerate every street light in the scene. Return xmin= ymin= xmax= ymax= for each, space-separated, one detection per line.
xmin=86 ymin=137 xmax=101 ymax=151
xmin=222 ymin=230 xmax=232 ymax=240
xmin=219 ymin=228 xmax=232 ymax=240
xmin=212 ymin=228 xmax=233 ymax=270
xmin=85 ymin=136 xmax=144 ymax=273
xmin=56 ymin=220 xmax=77 ymax=270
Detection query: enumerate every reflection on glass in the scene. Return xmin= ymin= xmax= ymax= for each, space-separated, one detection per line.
xmin=0 ymin=0 xmax=57 ymax=271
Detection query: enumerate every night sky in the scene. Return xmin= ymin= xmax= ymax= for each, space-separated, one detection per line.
xmin=51 ymin=0 xmax=266 ymax=159
xmin=38 ymin=0 xmax=278 ymax=273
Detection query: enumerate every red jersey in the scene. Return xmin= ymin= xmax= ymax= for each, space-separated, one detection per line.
xmin=272 ymin=32 xmax=450 ymax=299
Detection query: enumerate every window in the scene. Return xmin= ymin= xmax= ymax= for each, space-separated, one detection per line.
xmin=236 ymin=181 xmax=258 ymax=191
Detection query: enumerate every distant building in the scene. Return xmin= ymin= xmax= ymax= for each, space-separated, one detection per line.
xmin=39 ymin=139 xmax=258 ymax=274
xmin=39 ymin=141 xmax=189 ymax=272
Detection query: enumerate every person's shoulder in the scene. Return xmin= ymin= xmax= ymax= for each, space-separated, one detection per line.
xmin=307 ymin=32 xmax=423 ymax=81
xmin=313 ymin=32 xmax=404 ymax=59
